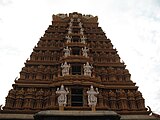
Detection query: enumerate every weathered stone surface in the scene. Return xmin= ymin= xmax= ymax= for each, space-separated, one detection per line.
xmin=34 ymin=110 xmax=121 ymax=120
xmin=0 ymin=113 xmax=34 ymax=120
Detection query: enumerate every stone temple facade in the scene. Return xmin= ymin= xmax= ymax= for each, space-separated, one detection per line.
xmin=0 ymin=12 xmax=159 ymax=120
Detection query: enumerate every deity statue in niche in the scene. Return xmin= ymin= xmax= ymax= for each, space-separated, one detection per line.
xmin=65 ymin=35 xmax=72 ymax=43
xmin=83 ymin=62 xmax=93 ymax=77
xmin=63 ymin=46 xmax=71 ymax=57
xmin=81 ymin=36 xmax=86 ymax=44
xmin=56 ymin=84 xmax=69 ymax=108
xmin=61 ymin=62 xmax=70 ymax=76
xmin=82 ymin=46 xmax=89 ymax=57
xmin=68 ymin=27 xmax=72 ymax=34
xmin=87 ymin=85 xmax=99 ymax=111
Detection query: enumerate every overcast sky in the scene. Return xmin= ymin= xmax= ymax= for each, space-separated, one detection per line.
xmin=0 ymin=0 xmax=160 ymax=113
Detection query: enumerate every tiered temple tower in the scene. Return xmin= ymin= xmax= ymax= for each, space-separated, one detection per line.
xmin=1 ymin=12 xmax=156 ymax=119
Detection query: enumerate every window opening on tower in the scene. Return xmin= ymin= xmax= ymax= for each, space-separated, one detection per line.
xmin=72 ymin=47 xmax=80 ymax=55
xmin=71 ymin=88 xmax=83 ymax=106
xmin=72 ymin=65 xmax=81 ymax=75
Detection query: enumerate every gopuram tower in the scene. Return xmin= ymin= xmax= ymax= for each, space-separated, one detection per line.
xmin=0 ymin=12 xmax=159 ymax=120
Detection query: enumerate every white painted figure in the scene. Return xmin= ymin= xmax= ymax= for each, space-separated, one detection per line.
xmin=61 ymin=62 xmax=70 ymax=76
xmin=83 ymin=62 xmax=93 ymax=77
xmin=63 ymin=46 xmax=71 ymax=57
xmin=69 ymin=22 xmax=72 ymax=27
xmin=65 ymin=35 xmax=72 ymax=43
xmin=87 ymin=85 xmax=99 ymax=107
xmin=80 ymin=28 xmax=84 ymax=34
xmin=82 ymin=46 xmax=89 ymax=58
xmin=56 ymin=84 xmax=69 ymax=107
xmin=79 ymin=22 xmax=83 ymax=27
xmin=77 ymin=18 xmax=81 ymax=22
xmin=81 ymin=36 xmax=86 ymax=44
xmin=57 ymin=14 xmax=67 ymax=19
xmin=68 ymin=27 xmax=72 ymax=34
xmin=73 ymin=14 xmax=78 ymax=18
xmin=70 ymin=18 xmax=74 ymax=22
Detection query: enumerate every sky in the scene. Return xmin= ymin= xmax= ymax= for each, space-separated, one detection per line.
xmin=0 ymin=0 xmax=160 ymax=113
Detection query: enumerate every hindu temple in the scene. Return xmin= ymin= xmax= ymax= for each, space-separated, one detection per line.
xmin=0 ymin=12 xmax=159 ymax=120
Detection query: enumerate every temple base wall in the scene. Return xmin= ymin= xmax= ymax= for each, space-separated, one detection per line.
xmin=0 ymin=110 xmax=159 ymax=120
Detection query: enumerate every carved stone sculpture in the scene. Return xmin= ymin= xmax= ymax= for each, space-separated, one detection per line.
xmin=80 ymin=28 xmax=84 ymax=35
xmin=87 ymin=85 xmax=99 ymax=111
xmin=65 ymin=35 xmax=72 ymax=43
xmin=80 ymin=36 xmax=86 ymax=44
xmin=56 ymin=14 xmax=67 ymax=19
xmin=68 ymin=27 xmax=72 ymax=34
xmin=127 ymin=90 xmax=137 ymax=110
xmin=69 ymin=22 xmax=72 ymax=27
xmin=109 ymin=90 xmax=117 ymax=110
xmin=83 ymin=62 xmax=93 ymax=77
xmin=63 ymin=46 xmax=71 ymax=57
xmin=61 ymin=62 xmax=70 ymax=76
xmin=56 ymin=84 xmax=69 ymax=110
xmin=70 ymin=18 xmax=74 ymax=22
xmin=118 ymin=89 xmax=128 ymax=110
xmin=82 ymin=46 xmax=89 ymax=57
xmin=77 ymin=18 xmax=81 ymax=22
xmin=79 ymin=22 xmax=83 ymax=27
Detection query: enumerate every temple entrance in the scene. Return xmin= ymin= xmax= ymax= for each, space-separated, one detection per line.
xmin=71 ymin=88 xmax=83 ymax=106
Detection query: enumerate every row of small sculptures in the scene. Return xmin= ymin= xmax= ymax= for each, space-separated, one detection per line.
xmin=21 ymin=65 xmax=58 ymax=73
xmin=4 ymin=88 xmax=145 ymax=111
xmin=37 ymin=39 xmax=64 ymax=47
xmin=96 ymin=68 xmax=129 ymax=75
xmin=93 ymin=52 xmax=120 ymax=63
xmin=30 ymin=51 xmax=120 ymax=63
xmin=21 ymin=65 xmax=127 ymax=74
xmin=30 ymin=51 xmax=60 ymax=61
xmin=89 ymin=41 xmax=113 ymax=49
xmin=37 ymin=40 xmax=113 ymax=52
xmin=95 ymin=68 xmax=130 ymax=81
xmin=53 ymin=13 xmax=97 ymax=23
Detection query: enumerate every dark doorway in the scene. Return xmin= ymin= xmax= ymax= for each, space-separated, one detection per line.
xmin=72 ymin=36 xmax=80 ymax=42
xmin=71 ymin=88 xmax=83 ymax=106
xmin=72 ymin=47 xmax=80 ymax=55
xmin=72 ymin=65 xmax=81 ymax=75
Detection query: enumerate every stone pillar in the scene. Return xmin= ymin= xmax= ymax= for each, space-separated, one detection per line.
xmin=117 ymin=89 xmax=128 ymax=111
xmin=50 ymin=89 xmax=56 ymax=108
xmin=43 ymin=90 xmax=51 ymax=109
xmin=98 ymin=90 xmax=103 ymax=107
xmin=34 ymin=89 xmax=44 ymax=110
xmin=23 ymin=88 xmax=34 ymax=109
xmin=83 ymin=88 xmax=88 ymax=107
xmin=14 ymin=88 xmax=24 ymax=109
xmin=108 ymin=67 xmax=116 ymax=81
xmin=102 ymin=91 xmax=109 ymax=108
xmin=127 ymin=90 xmax=137 ymax=110
xmin=109 ymin=90 xmax=117 ymax=110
